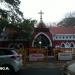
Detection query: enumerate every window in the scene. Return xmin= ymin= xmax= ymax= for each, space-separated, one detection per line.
xmin=0 ymin=49 xmax=13 ymax=55
xmin=9 ymin=43 xmax=14 ymax=48
xmin=66 ymin=36 xmax=68 ymax=39
xmin=61 ymin=43 xmax=65 ymax=48
xmin=73 ymin=36 xmax=75 ymax=38
xmin=9 ymin=45 xmax=14 ymax=48
xmin=63 ymin=36 xmax=64 ymax=39
xmin=59 ymin=36 xmax=61 ymax=39
xmin=71 ymin=44 xmax=73 ymax=47
xmin=70 ymin=43 xmax=74 ymax=48
xmin=69 ymin=36 xmax=71 ymax=39
xmin=56 ymin=36 xmax=57 ymax=39
xmin=4 ymin=50 xmax=13 ymax=55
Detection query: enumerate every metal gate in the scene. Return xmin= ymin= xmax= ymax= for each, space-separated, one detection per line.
xmin=16 ymin=48 xmax=48 ymax=67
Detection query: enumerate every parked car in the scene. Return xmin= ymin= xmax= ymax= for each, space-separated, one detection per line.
xmin=63 ymin=61 xmax=75 ymax=75
xmin=0 ymin=48 xmax=23 ymax=75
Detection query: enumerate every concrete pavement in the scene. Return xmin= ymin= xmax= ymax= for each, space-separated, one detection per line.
xmin=17 ymin=61 xmax=65 ymax=75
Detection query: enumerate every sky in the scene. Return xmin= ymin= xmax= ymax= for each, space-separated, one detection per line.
xmin=20 ymin=0 xmax=75 ymax=23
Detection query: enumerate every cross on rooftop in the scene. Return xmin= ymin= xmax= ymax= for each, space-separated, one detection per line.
xmin=38 ymin=10 xmax=44 ymax=22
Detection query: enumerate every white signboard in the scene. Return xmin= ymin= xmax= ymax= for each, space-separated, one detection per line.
xmin=58 ymin=52 xmax=72 ymax=60
xmin=29 ymin=53 xmax=44 ymax=61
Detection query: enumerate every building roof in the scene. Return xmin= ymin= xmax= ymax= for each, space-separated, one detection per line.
xmin=37 ymin=21 xmax=47 ymax=28
xmin=50 ymin=26 xmax=75 ymax=34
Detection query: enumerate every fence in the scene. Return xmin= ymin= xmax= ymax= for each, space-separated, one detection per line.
xmin=16 ymin=48 xmax=75 ymax=67
xmin=54 ymin=48 xmax=75 ymax=61
xmin=16 ymin=48 xmax=48 ymax=67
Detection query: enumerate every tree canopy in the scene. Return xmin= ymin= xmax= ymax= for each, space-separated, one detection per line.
xmin=58 ymin=12 xmax=75 ymax=27
xmin=0 ymin=0 xmax=24 ymax=23
xmin=18 ymin=19 xmax=37 ymax=41
xmin=0 ymin=0 xmax=37 ymax=42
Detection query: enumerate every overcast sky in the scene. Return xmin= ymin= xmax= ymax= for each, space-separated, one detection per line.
xmin=20 ymin=0 xmax=75 ymax=23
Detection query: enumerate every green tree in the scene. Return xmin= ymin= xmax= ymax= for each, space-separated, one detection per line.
xmin=18 ymin=19 xmax=37 ymax=41
xmin=58 ymin=17 xmax=75 ymax=27
xmin=0 ymin=18 xmax=8 ymax=32
xmin=0 ymin=0 xmax=24 ymax=32
xmin=58 ymin=12 xmax=75 ymax=27
xmin=4 ymin=19 xmax=37 ymax=41
xmin=0 ymin=0 xmax=37 ymax=42
xmin=0 ymin=9 xmax=8 ymax=19
xmin=0 ymin=0 xmax=24 ymax=23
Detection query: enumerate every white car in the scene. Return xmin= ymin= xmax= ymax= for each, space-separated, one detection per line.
xmin=63 ymin=61 xmax=75 ymax=75
xmin=0 ymin=48 xmax=23 ymax=75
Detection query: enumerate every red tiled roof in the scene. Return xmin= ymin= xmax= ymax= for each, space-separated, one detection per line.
xmin=50 ymin=26 xmax=75 ymax=34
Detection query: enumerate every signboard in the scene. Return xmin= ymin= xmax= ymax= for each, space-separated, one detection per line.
xmin=58 ymin=52 xmax=72 ymax=60
xmin=29 ymin=53 xmax=44 ymax=61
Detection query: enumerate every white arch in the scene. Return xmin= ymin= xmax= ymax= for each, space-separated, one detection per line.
xmin=65 ymin=42 xmax=70 ymax=48
xmin=32 ymin=32 xmax=52 ymax=47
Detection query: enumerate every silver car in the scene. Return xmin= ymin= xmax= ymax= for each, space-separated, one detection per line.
xmin=63 ymin=61 xmax=75 ymax=75
xmin=0 ymin=48 xmax=23 ymax=75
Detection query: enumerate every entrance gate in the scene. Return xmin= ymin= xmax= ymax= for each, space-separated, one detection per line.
xmin=32 ymin=33 xmax=53 ymax=56
xmin=16 ymin=48 xmax=48 ymax=67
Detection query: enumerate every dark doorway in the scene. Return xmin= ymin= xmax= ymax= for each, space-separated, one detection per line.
xmin=34 ymin=34 xmax=50 ymax=48
xmin=33 ymin=34 xmax=52 ymax=56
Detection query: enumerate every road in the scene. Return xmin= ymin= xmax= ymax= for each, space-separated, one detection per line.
xmin=17 ymin=68 xmax=64 ymax=75
xmin=16 ymin=57 xmax=64 ymax=75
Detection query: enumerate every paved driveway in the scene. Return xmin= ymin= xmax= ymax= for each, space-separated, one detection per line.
xmin=16 ymin=67 xmax=64 ymax=75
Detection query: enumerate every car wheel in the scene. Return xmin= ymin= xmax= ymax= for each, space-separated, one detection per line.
xmin=0 ymin=65 xmax=15 ymax=75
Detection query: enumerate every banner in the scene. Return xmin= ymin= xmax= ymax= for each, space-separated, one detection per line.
xmin=58 ymin=52 xmax=72 ymax=60
xmin=29 ymin=53 xmax=44 ymax=61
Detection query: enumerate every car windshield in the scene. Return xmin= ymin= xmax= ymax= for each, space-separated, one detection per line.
xmin=0 ymin=49 xmax=16 ymax=55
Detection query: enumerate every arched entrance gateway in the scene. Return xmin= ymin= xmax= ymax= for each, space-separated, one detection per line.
xmin=32 ymin=32 xmax=53 ymax=56
xmin=33 ymin=34 xmax=50 ymax=48
xmin=32 ymin=32 xmax=52 ymax=48
xmin=32 ymin=10 xmax=53 ymax=59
